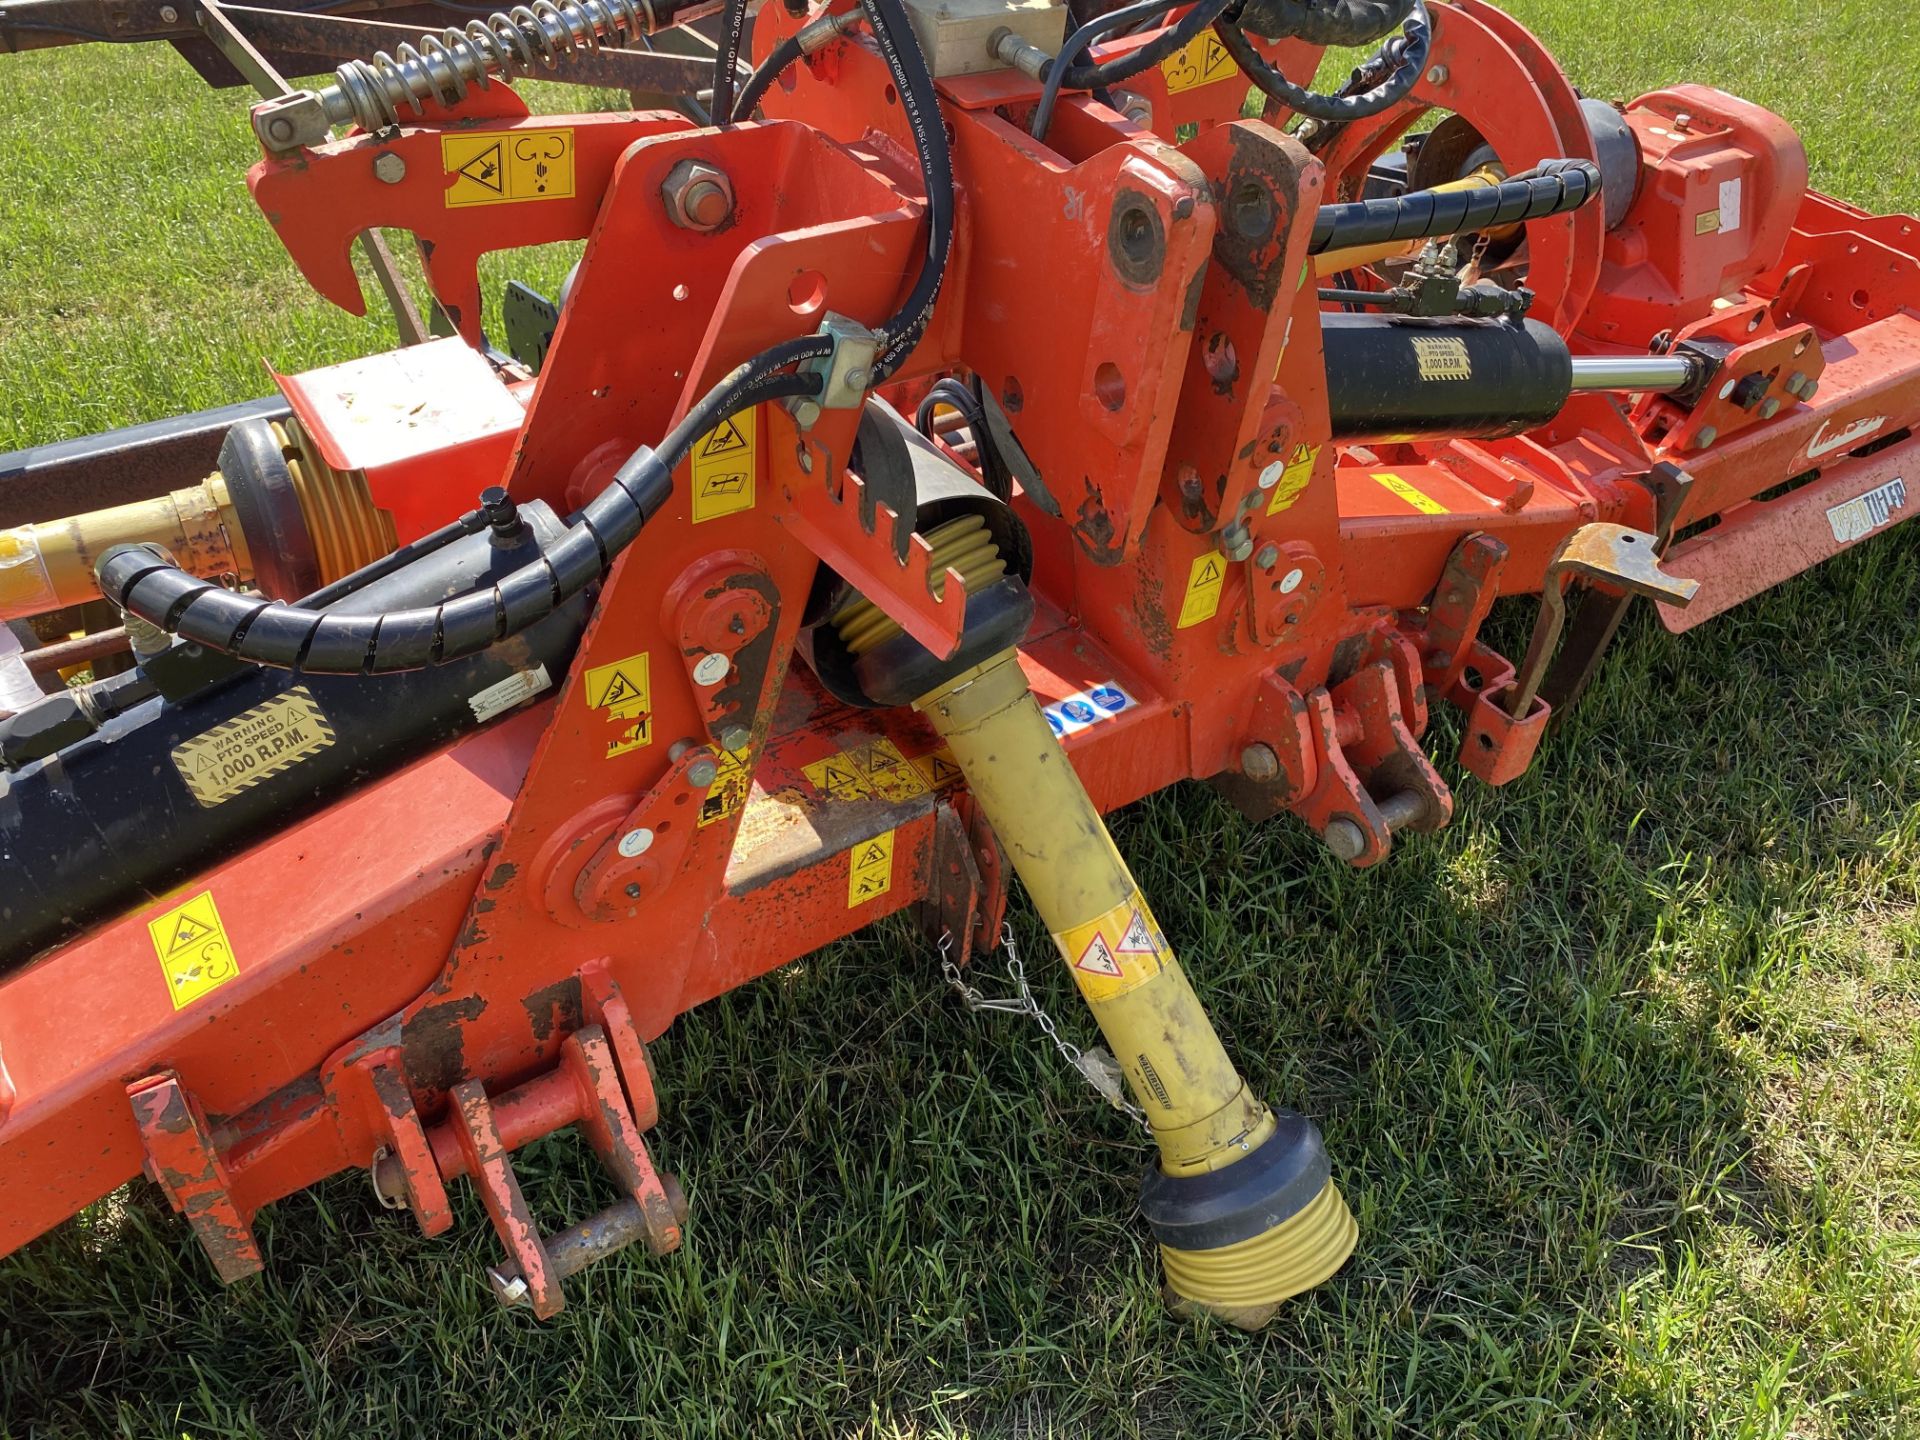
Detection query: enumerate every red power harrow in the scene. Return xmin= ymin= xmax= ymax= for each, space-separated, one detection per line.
xmin=0 ymin=0 xmax=1914 ymax=1324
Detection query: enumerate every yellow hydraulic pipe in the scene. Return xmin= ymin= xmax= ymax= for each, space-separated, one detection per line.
xmin=0 ymin=476 xmax=251 ymax=622
xmin=911 ymin=650 xmax=1358 ymax=1324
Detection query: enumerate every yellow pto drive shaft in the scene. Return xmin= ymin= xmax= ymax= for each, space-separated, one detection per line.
xmin=0 ymin=418 xmax=395 ymax=623
xmin=832 ymin=510 xmax=1355 ymax=1324
xmin=914 ymin=651 xmax=1357 ymax=1325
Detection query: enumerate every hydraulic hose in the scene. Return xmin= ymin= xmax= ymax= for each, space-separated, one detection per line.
xmin=100 ymin=0 xmax=955 ymax=672
xmin=731 ymin=32 xmax=803 ymax=119
xmin=1306 ymin=160 xmax=1602 ymax=255
xmin=858 ymin=0 xmax=955 ymax=379
xmin=711 ymin=0 xmax=749 ymax=123
xmin=1031 ymin=0 xmax=1234 ymax=139
xmin=96 ymin=343 xmax=826 ymax=674
xmin=1214 ymin=0 xmax=1429 ymax=123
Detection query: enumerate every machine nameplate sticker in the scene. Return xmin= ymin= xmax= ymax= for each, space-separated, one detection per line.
xmin=1054 ymin=891 xmax=1169 ymax=1002
xmin=469 ymin=664 xmax=552 ymax=723
xmin=441 ymin=127 xmax=575 ymax=208
xmin=1826 ymin=477 xmax=1907 ymax=545
xmin=148 ymin=890 xmax=239 ymax=1010
xmin=847 ymin=829 xmax=895 ymax=905
xmin=1373 ymin=471 xmax=1449 ymax=515
xmin=172 ymin=687 xmax=336 ymax=807
xmin=1177 ymin=551 xmax=1226 ymax=629
xmin=691 ymin=409 xmax=757 ymax=523
xmin=582 ymin=651 xmax=653 ymax=757
xmin=1411 ymin=335 xmax=1472 ymax=382
xmin=1160 ymin=32 xmax=1238 ymax=95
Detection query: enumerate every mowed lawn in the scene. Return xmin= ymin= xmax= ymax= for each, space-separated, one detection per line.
xmin=2 ymin=2 xmax=1918 ymax=1435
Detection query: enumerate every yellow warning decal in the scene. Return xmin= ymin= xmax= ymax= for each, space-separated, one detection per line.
xmin=149 ymin=890 xmax=240 ymax=1011
xmin=442 ymin=127 xmax=575 ymax=208
xmin=847 ymin=829 xmax=895 ymax=906
xmin=1265 ymin=442 xmax=1320 ymax=516
xmin=1053 ymin=891 xmax=1169 ymax=1002
xmin=1372 ymin=471 xmax=1449 ymax=516
xmin=691 ymin=407 xmax=756 ymax=523
xmin=1160 ymin=32 xmax=1238 ymax=95
xmin=1695 ymin=208 xmax=1721 ymax=235
xmin=583 ymin=651 xmax=653 ymax=758
xmin=1411 ymin=334 xmax=1472 ymax=382
xmin=1177 ymin=549 xmax=1227 ymax=629
xmin=698 ymin=746 xmax=754 ymax=827
xmin=802 ymin=739 xmax=931 ymax=803
xmin=172 ymin=686 xmax=335 ymax=808
xmin=908 ymin=745 xmax=965 ymax=792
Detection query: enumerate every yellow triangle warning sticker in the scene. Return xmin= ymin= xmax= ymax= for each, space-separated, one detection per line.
xmin=1116 ymin=909 xmax=1158 ymax=955
xmin=854 ymin=841 xmax=889 ymax=869
xmin=457 ymin=142 xmax=504 ymax=194
xmin=1075 ymin=933 xmax=1124 ymax=978
xmin=168 ymin=913 xmax=214 ymax=954
xmin=700 ymin=418 xmax=749 ymax=457
xmin=1195 ymin=557 xmax=1222 ymax=586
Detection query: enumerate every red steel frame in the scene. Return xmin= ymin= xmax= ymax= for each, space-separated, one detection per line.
xmin=2 ymin=0 xmax=1916 ymax=1309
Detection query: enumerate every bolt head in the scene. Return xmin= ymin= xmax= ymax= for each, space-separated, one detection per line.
xmin=1323 ymin=818 xmax=1368 ymax=862
xmin=692 ymin=652 xmax=731 ymax=687
xmin=686 ymin=756 xmax=720 ymax=788
xmin=1759 ymin=398 xmax=1781 ymax=419
xmin=719 ymin=724 xmax=751 ymax=753
xmin=1425 ymin=64 xmax=1448 ymax=84
xmin=1801 ymin=379 xmax=1819 ymax=401
xmin=1255 ymin=544 xmax=1279 ymax=569
xmin=663 ymin=160 xmax=733 ymax=232
xmin=1692 ymin=426 xmax=1718 ymax=451
xmin=373 ymin=151 xmax=406 ymax=184
xmin=1240 ymin=743 xmax=1280 ymax=783
xmin=1222 ymin=524 xmax=1253 ymax=563
xmin=159 ymin=4 xmax=179 ymax=21
xmin=786 ymin=396 xmax=823 ymax=430
xmin=617 ymin=827 xmax=655 ymax=858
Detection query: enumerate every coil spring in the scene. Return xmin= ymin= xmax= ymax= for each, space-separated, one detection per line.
xmin=323 ymin=0 xmax=655 ymax=132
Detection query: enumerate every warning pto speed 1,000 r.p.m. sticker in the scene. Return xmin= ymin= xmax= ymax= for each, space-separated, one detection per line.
xmin=171 ymin=687 xmax=336 ymax=807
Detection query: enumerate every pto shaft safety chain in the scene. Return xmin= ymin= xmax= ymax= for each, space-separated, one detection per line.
xmin=254 ymin=0 xmax=655 ymax=149
xmin=939 ymin=926 xmax=1150 ymax=1133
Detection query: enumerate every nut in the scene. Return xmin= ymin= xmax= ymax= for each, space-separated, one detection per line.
xmin=719 ymin=724 xmax=751 ymax=753
xmin=373 ymin=151 xmax=406 ymax=184
xmin=662 ymin=160 xmax=733 ymax=232
xmin=1239 ymin=743 xmax=1279 ymax=783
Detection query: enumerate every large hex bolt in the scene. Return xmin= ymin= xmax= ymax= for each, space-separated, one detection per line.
xmin=661 ymin=160 xmax=734 ymax=232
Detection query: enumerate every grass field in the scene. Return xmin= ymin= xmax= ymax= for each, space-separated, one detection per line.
xmin=2 ymin=4 xmax=1919 ymax=1436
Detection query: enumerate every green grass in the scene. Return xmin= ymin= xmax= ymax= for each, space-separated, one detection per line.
xmin=3 ymin=6 xmax=1919 ymax=1437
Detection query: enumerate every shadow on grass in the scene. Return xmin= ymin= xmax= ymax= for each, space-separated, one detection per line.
xmin=2 ymin=528 xmax=1916 ymax=1440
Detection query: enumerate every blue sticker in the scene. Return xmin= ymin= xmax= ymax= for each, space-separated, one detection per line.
xmin=1044 ymin=709 xmax=1066 ymax=735
xmin=1089 ymin=685 xmax=1129 ymax=713
xmin=1061 ymin=700 xmax=1097 ymax=724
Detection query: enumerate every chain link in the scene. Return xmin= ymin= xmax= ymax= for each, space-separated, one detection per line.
xmin=940 ymin=925 xmax=1150 ymax=1132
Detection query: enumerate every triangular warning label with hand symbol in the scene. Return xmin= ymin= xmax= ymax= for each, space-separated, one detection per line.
xmin=458 ymin=143 xmax=504 ymax=194
xmin=167 ymin=914 xmax=213 ymax=955
xmin=1116 ymin=910 xmax=1158 ymax=955
xmin=700 ymin=418 xmax=749 ymax=457
xmin=1075 ymin=933 xmax=1124 ymax=978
